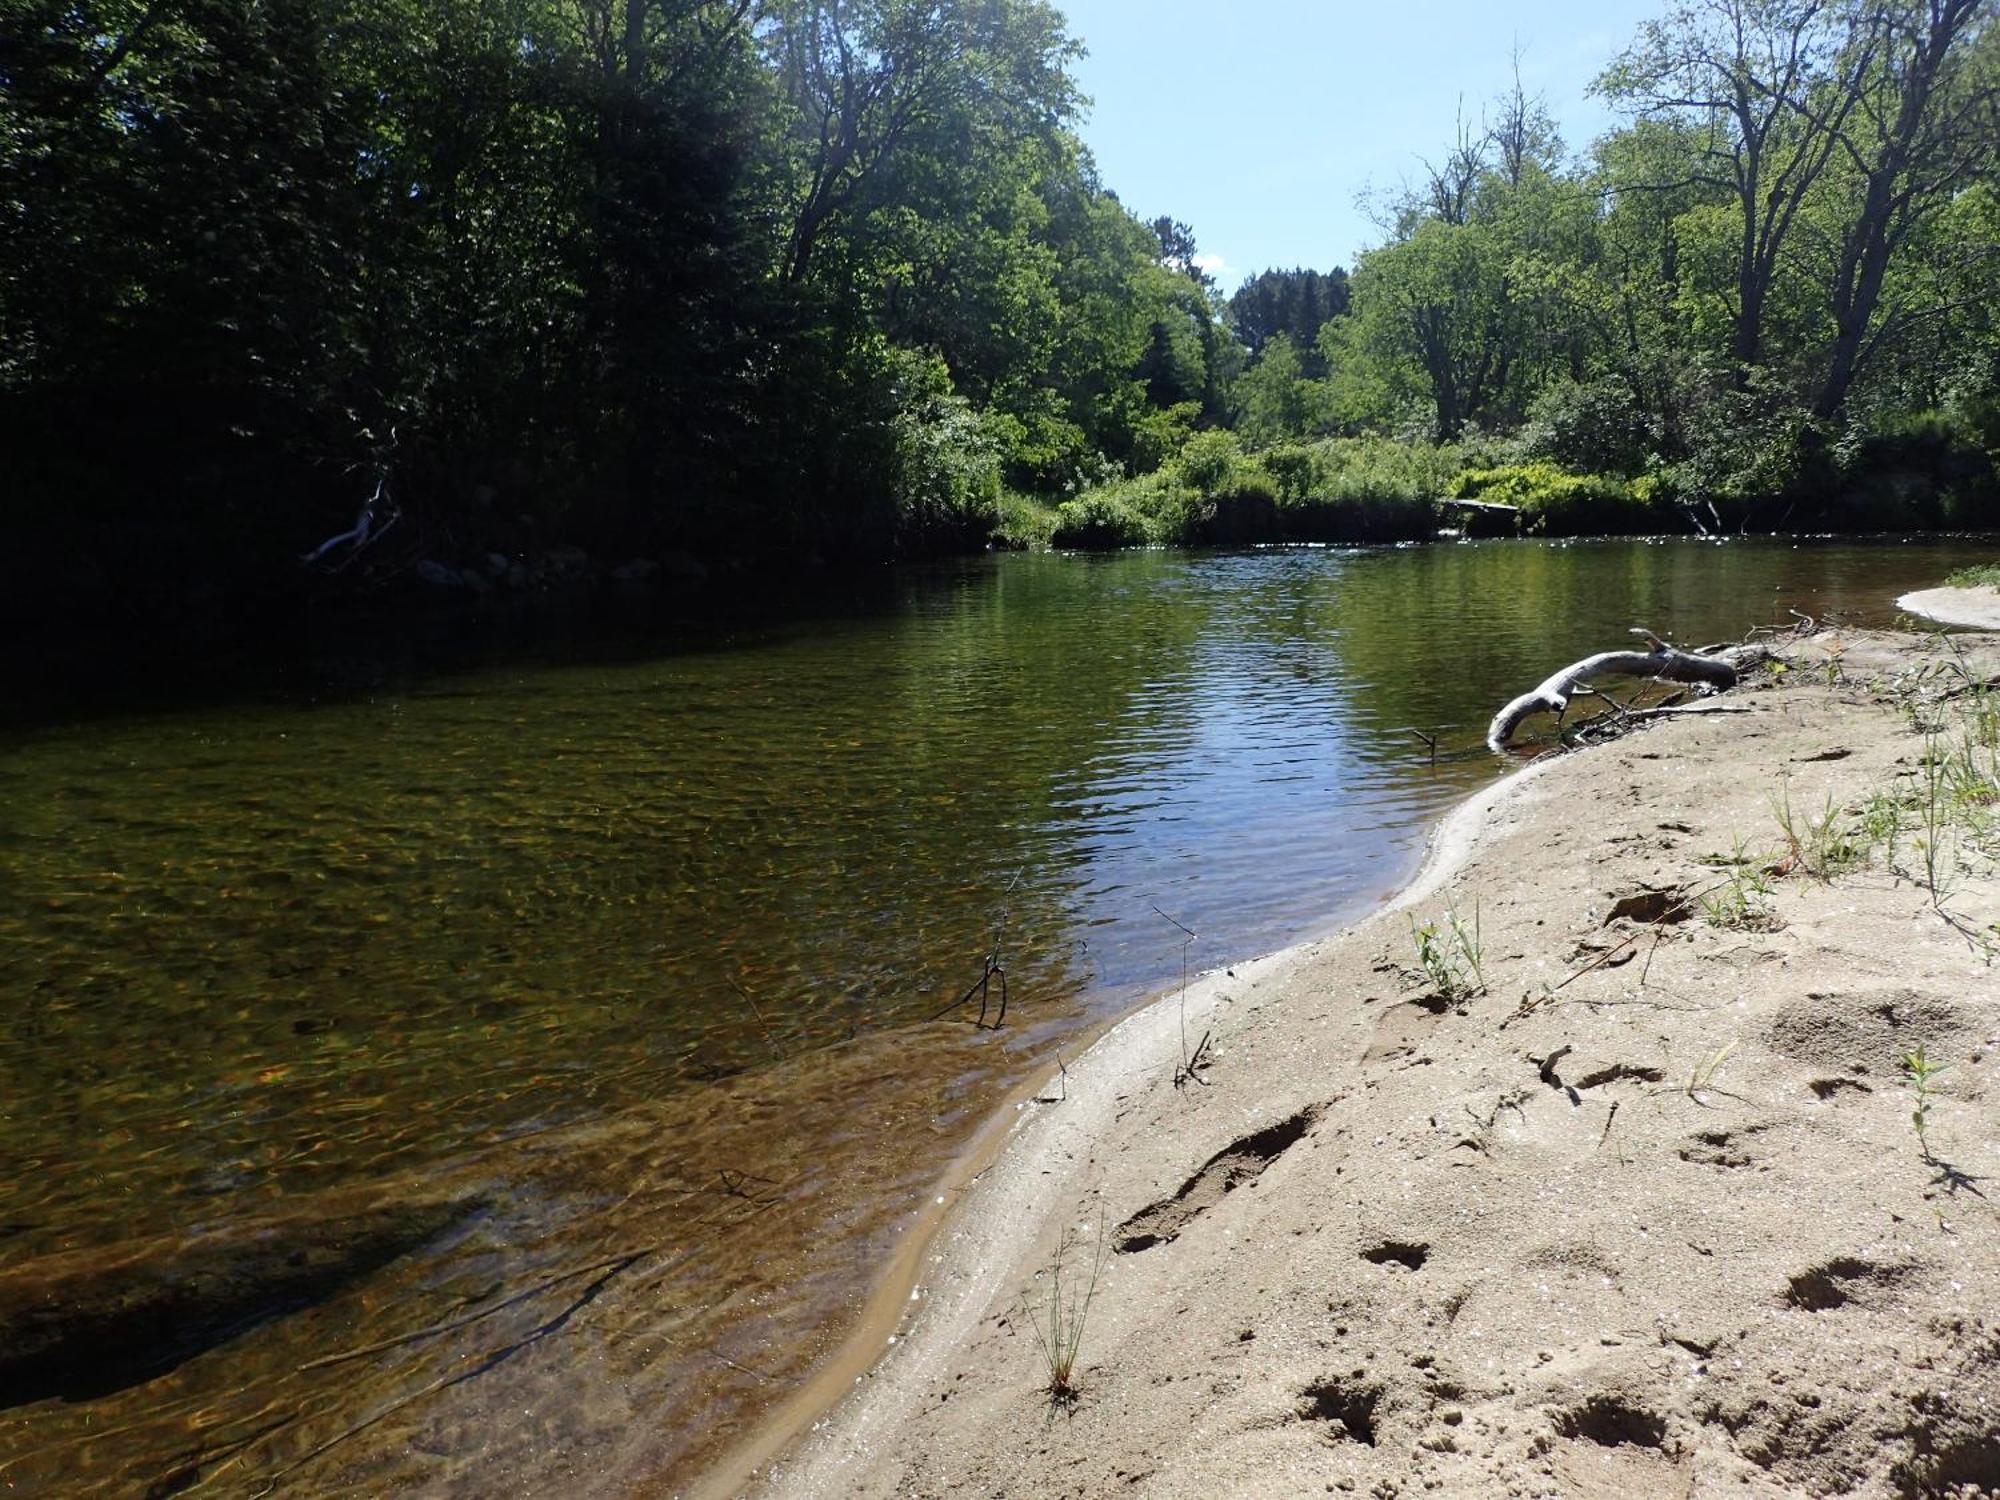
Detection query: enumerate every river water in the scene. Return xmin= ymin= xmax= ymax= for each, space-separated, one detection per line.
xmin=0 ymin=537 xmax=1990 ymax=1492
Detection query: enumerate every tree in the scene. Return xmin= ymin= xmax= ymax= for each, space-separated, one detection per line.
xmin=1808 ymin=0 xmax=1997 ymax=420
xmin=1232 ymin=333 xmax=1318 ymax=445
xmin=1598 ymin=0 xmax=1862 ymax=382
xmin=764 ymin=0 xmax=1080 ymax=285
xmin=1226 ymin=268 xmax=1350 ymax=363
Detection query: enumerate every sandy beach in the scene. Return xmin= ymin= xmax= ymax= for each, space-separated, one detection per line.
xmin=744 ymin=628 xmax=2000 ymax=1500
xmin=1903 ymin=588 xmax=2000 ymax=633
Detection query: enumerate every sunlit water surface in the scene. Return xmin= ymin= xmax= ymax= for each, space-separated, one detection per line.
xmin=0 ymin=537 xmax=1987 ymax=1491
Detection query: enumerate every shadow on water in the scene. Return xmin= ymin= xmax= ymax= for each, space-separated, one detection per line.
xmin=0 ymin=559 xmax=950 ymax=733
xmin=0 ymin=535 xmax=1993 ymax=1491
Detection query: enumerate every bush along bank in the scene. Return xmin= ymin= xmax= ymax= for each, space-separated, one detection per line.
xmin=997 ymin=423 xmax=2000 ymax=551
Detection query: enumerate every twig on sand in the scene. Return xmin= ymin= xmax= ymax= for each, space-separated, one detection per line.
xmin=1034 ymin=1051 xmax=1071 ymax=1104
xmin=1598 ymin=1099 xmax=1621 ymax=1148
xmin=1153 ymin=904 xmax=1208 ymax=1088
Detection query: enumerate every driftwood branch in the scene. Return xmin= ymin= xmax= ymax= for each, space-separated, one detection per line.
xmin=1487 ymin=629 xmax=1744 ymax=749
xmin=301 ymin=473 xmax=397 ymax=569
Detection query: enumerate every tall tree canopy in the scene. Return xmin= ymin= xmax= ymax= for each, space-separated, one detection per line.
xmin=5 ymin=0 xmax=2000 ymax=617
xmin=0 ymin=0 xmax=1228 ymax=618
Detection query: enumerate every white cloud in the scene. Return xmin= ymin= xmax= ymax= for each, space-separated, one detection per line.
xmin=1193 ymin=251 xmax=1230 ymax=278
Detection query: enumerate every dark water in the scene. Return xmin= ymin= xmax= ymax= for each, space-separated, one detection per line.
xmin=0 ymin=535 xmax=1991 ymax=1489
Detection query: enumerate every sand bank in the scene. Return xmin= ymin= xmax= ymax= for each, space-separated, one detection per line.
xmin=1901 ymin=586 xmax=2000 ymax=631
xmin=750 ymin=629 xmax=2000 ymax=1500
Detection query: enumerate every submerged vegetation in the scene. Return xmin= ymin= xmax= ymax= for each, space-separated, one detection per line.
xmin=5 ymin=0 xmax=2000 ymax=633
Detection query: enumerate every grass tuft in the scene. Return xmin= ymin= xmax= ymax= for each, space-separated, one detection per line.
xmin=1026 ymin=1215 xmax=1109 ymax=1411
xmin=1699 ymin=842 xmax=1780 ymax=931
xmin=1770 ymin=777 xmax=1864 ymax=881
xmin=1410 ymin=895 xmax=1485 ymax=1002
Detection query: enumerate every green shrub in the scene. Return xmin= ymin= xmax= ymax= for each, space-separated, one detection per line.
xmin=1039 ymin=435 xmax=1475 ymax=551
xmin=995 ymin=490 xmax=1059 ymax=550
xmin=1172 ymin=430 xmax=1245 ymax=493
xmin=1050 ymin=492 xmax=1148 ymax=549
xmin=1670 ymin=379 xmax=1812 ymax=509
xmin=1252 ymin=438 xmax=1447 ymax=542
xmin=986 ymin=394 xmax=1106 ymax=495
xmin=1128 ymin=478 xmax=1204 ymax=545
xmin=1830 ymin=412 xmax=2000 ymax=530
xmin=1129 ymin=402 xmax=1202 ymax=476
xmin=886 ymin=354 xmax=1002 ymax=553
xmin=1448 ymin=463 xmax=1670 ymax=536
xmin=1192 ymin=471 xmax=1281 ymax=545
xmin=1259 ymin=444 xmax=1321 ymax=505
xmin=1518 ymin=377 xmax=1653 ymax=476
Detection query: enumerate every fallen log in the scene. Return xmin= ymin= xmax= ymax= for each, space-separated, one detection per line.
xmin=1487 ymin=631 xmax=1745 ymax=750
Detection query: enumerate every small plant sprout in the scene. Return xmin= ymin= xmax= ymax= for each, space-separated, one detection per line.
xmin=1026 ymin=1214 xmax=1109 ymax=1411
xmin=1661 ymin=1037 xmax=1740 ymax=1106
xmin=1410 ymin=894 xmax=1484 ymax=1002
xmin=1770 ymin=777 xmax=1861 ymax=881
xmin=1914 ymin=730 xmax=1964 ymax=907
xmin=1855 ymin=786 xmax=1907 ymax=866
xmin=1903 ymin=1045 xmax=1948 ymax=1163
xmin=1698 ymin=840 xmax=1779 ymax=930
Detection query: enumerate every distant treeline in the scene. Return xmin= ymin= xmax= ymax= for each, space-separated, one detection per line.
xmin=3 ymin=1 xmax=1999 ymax=631
xmin=1192 ymin=1 xmax=2000 ymax=540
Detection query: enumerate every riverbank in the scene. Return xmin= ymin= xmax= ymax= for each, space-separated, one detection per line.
xmin=753 ymin=628 xmax=2000 ymax=1500
xmin=1903 ymin=584 xmax=2000 ymax=631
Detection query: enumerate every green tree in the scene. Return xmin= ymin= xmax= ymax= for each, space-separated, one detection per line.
xmin=1233 ymin=333 xmax=1319 ymax=445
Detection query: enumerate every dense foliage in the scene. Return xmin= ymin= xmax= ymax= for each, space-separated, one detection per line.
xmin=4 ymin=0 xmax=1999 ymax=628
xmin=0 ymin=0 xmax=1235 ymax=621
xmin=1236 ymin=2 xmax=2000 ymax=536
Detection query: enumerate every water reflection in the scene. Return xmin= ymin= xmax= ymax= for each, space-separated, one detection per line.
xmin=0 ymin=536 xmax=1990 ymax=1489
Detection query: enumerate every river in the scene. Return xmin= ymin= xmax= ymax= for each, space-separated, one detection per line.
xmin=0 ymin=536 xmax=1989 ymax=1492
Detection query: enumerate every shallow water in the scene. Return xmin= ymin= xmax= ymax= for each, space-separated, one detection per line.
xmin=0 ymin=536 xmax=1990 ymax=1491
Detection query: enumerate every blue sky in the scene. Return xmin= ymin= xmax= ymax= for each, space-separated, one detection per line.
xmin=1056 ymin=0 xmax=1668 ymax=287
